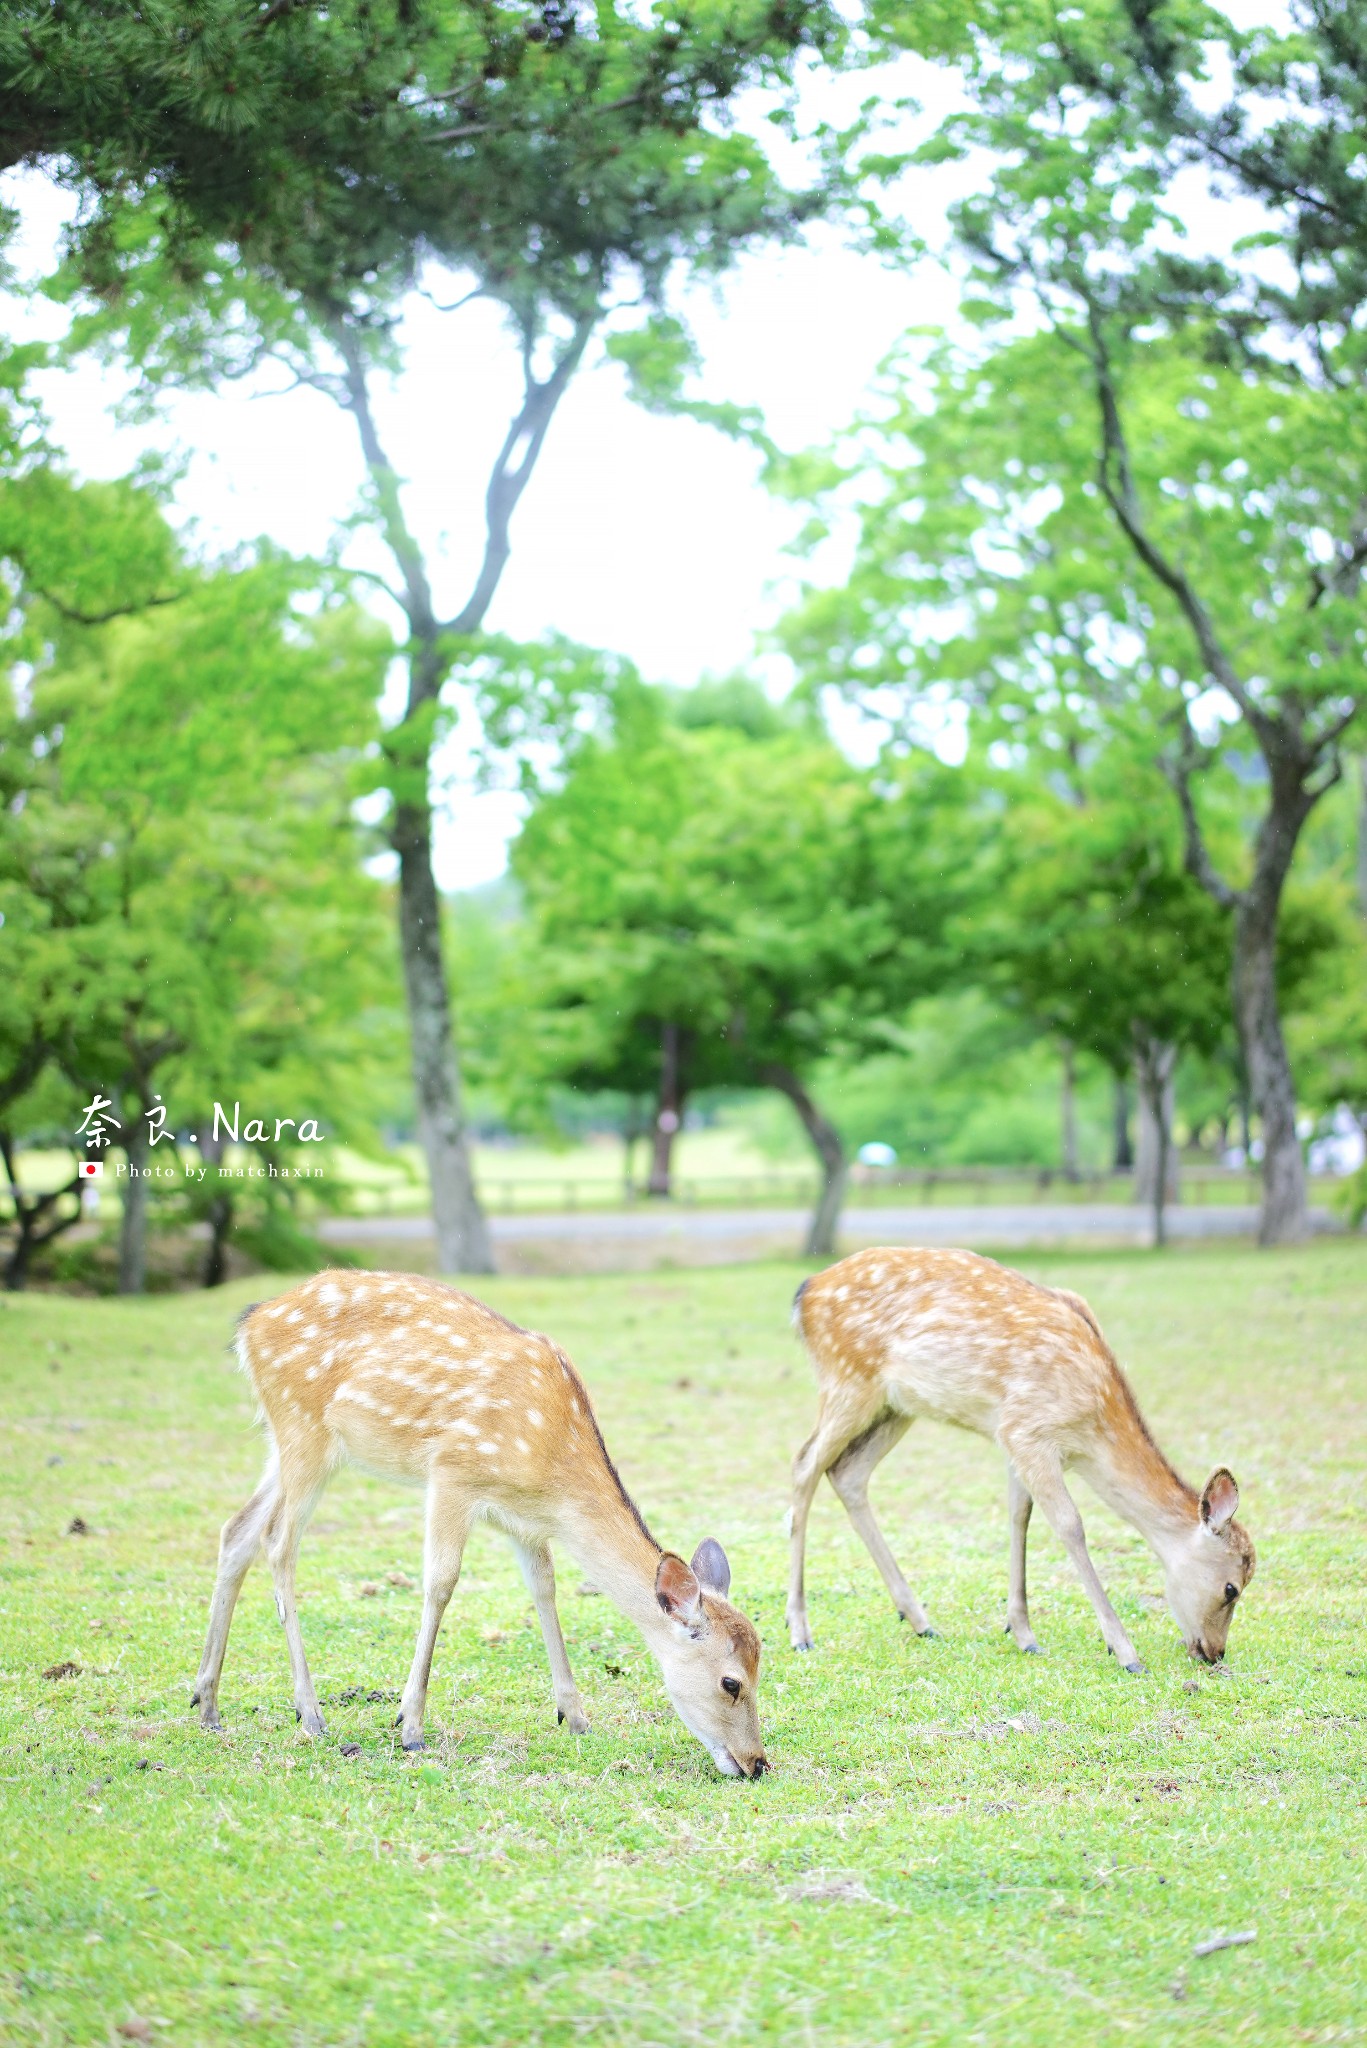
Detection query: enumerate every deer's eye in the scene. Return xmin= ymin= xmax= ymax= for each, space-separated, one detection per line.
xmin=1224 ymin=1583 xmax=1239 ymax=1604
xmin=721 ymin=1676 xmax=741 ymax=1700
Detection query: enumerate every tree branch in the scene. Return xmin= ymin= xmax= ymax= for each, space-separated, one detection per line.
xmin=1308 ymin=514 xmax=1367 ymax=610
xmin=1081 ymin=294 xmax=1273 ymax=751
xmin=1313 ymin=697 xmax=1364 ymax=755
xmin=1303 ymin=748 xmax=1344 ymax=805
xmin=443 ymin=310 xmax=596 ymax=642
xmin=27 ymin=587 xmax=183 ymax=628
xmin=331 ymin=323 xmax=440 ymax=645
xmin=340 ymin=563 xmax=406 ymax=609
xmin=253 ymin=353 xmax=351 ymax=406
xmin=1161 ymin=705 xmax=1242 ymax=911
xmin=414 ymin=282 xmax=485 ymax=316
xmin=0 ymin=1130 xmax=84 ymax=1265
xmin=425 ymin=92 xmax=649 ymax=144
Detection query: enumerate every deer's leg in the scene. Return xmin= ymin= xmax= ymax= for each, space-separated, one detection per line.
xmin=786 ymin=1425 xmax=830 ymax=1652
xmin=1005 ymin=1464 xmax=1043 ymax=1654
xmin=826 ymin=1413 xmax=934 ymax=1635
xmin=399 ymin=1475 xmax=472 ymax=1752
xmin=787 ymin=1401 xmax=871 ymax=1652
xmin=263 ymin=1448 xmax=329 ymax=1738
xmin=512 ymin=1537 xmax=589 ymax=1735
xmin=1010 ymin=1450 xmax=1143 ymax=1672
xmin=193 ymin=1451 xmax=281 ymax=1730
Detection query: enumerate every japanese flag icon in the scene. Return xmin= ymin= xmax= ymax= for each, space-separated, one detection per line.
xmin=78 ymin=1160 xmax=103 ymax=1180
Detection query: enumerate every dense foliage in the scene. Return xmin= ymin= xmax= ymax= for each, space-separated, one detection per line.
xmin=0 ymin=0 xmax=1363 ymax=1283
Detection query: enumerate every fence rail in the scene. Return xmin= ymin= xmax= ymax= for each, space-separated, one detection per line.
xmin=347 ymin=1163 xmax=1270 ymax=1219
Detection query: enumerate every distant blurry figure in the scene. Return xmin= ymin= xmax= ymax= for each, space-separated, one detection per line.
xmin=857 ymin=1142 xmax=898 ymax=1168
xmin=1308 ymin=1105 xmax=1366 ymax=1178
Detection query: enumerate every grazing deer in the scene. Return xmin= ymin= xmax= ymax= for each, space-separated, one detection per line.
xmin=193 ymin=1270 xmax=767 ymax=1778
xmin=787 ymin=1247 xmax=1255 ymax=1671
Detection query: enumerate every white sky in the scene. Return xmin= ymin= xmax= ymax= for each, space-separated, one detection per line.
xmin=0 ymin=22 xmax=1278 ymax=887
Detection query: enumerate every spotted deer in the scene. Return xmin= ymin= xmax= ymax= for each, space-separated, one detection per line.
xmin=787 ymin=1247 xmax=1255 ymax=1671
xmin=193 ymin=1270 xmax=767 ymax=1777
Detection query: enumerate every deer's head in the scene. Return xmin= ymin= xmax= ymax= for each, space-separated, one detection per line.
xmin=1164 ymin=1469 xmax=1256 ymax=1663
xmin=652 ymin=1541 xmax=767 ymax=1779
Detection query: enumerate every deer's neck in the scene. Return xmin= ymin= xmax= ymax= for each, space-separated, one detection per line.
xmin=1084 ymin=1377 xmax=1200 ymax=1565
xmin=556 ymin=1484 xmax=668 ymax=1641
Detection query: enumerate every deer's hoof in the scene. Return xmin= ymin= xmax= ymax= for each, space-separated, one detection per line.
xmin=916 ymin=1626 xmax=940 ymax=1639
xmin=1123 ymin=1661 xmax=1147 ymax=1676
xmin=1023 ymin=1642 xmax=1045 ymax=1656
xmin=401 ymin=1735 xmax=425 ymax=1753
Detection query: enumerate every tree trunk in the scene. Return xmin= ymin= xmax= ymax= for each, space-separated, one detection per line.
xmin=391 ymin=797 xmax=493 ymax=1273
xmin=1177 ymin=750 xmax=1314 ymax=1241
xmin=1 ymin=1177 xmax=84 ymax=1290
xmin=1234 ymin=882 xmax=1307 ymax=1245
xmin=1222 ymin=764 xmax=1315 ymax=1244
xmin=1132 ymin=1033 xmax=1178 ymax=1248
xmin=647 ymin=1022 xmax=684 ymax=1198
xmin=622 ymin=1096 xmax=649 ymax=1200
xmin=1 ymin=1133 xmax=35 ymax=1291
xmin=762 ymin=1062 xmax=847 ymax=1260
xmin=2 ymin=1206 xmax=34 ymax=1290
xmin=199 ymin=1127 xmax=233 ymax=1288
xmin=335 ymin=322 xmax=589 ymax=1284
xmin=3 ymin=1135 xmax=39 ymax=1290
xmin=2 ymin=1130 xmax=91 ymax=1290
xmin=1112 ymin=1074 xmax=1134 ymax=1171
xmin=1060 ymin=1039 xmax=1079 ymax=1180
xmin=118 ymin=1118 xmax=149 ymax=1294
xmin=203 ymin=1195 xmax=232 ymax=1288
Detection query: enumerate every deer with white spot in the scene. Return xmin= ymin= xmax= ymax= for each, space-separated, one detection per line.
xmin=193 ymin=1270 xmax=767 ymax=1777
xmin=787 ymin=1247 xmax=1255 ymax=1671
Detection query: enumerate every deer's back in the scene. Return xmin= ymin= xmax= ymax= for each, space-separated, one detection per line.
xmin=237 ymin=1270 xmax=595 ymax=1511
xmin=797 ymin=1247 xmax=1117 ymax=1444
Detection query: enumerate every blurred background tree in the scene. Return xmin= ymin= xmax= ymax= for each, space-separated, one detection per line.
xmin=37 ymin=0 xmax=843 ymax=1277
xmin=502 ymin=678 xmax=984 ymax=1252
xmin=776 ymin=310 xmax=1367 ymax=1243
xmin=1 ymin=0 xmax=1363 ymax=1278
xmin=0 ymin=406 xmax=397 ymax=1291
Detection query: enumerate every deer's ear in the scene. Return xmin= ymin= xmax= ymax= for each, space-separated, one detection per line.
xmin=1200 ymin=1468 xmax=1240 ymax=1535
xmin=655 ymin=1552 xmax=703 ymax=1627
xmin=690 ymin=1538 xmax=731 ymax=1599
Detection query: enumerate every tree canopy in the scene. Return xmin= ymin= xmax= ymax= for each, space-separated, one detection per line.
xmin=505 ymin=680 xmax=984 ymax=1249
xmin=0 ymin=409 xmax=396 ymax=1289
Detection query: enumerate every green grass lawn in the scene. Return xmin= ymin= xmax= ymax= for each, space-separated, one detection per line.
xmin=1 ymin=1243 xmax=1364 ymax=2046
